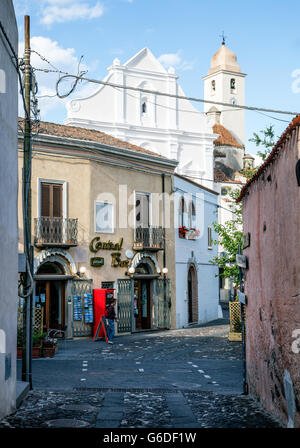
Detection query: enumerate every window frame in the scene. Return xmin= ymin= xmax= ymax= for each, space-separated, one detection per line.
xmin=134 ymin=191 xmax=152 ymax=229
xmin=188 ymin=200 xmax=196 ymax=229
xmin=94 ymin=200 xmax=115 ymax=234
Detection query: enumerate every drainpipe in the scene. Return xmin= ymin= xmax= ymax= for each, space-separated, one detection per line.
xmin=162 ymin=174 xmax=166 ymax=269
xmin=162 ymin=174 xmax=168 ymax=327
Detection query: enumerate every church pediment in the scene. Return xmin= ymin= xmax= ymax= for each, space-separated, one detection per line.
xmin=123 ymin=47 xmax=167 ymax=74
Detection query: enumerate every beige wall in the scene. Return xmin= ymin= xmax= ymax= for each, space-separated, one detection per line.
xmin=18 ymin=141 xmax=176 ymax=328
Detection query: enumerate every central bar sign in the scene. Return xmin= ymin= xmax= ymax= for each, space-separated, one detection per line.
xmin=89 ymin=237 xmax=123 ymax=253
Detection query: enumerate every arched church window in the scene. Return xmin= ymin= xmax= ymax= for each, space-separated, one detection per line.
xmin=141 ymin=101 xmax=147 ymax=114
xmin=230 ymin=78 xmax=236 ymax=91
xmin=211 ymin=80 xmax=216 ymax=92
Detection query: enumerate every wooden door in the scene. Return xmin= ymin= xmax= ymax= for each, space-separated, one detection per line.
xmin=41 ymin=182 xmax=63 ymax=218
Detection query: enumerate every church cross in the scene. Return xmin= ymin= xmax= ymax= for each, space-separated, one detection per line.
xmin=220 ymin=31 xmax=227 ymax=45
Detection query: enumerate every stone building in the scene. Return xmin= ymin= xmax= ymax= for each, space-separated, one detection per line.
xmin=0 ymin=0 xmax=18 ymax=419
xmin=237 ymin=115 xmax=300 ymax=427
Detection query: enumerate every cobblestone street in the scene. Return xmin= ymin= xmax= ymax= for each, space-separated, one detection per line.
xmin=0 ymin=320 xmax=281 ymax=429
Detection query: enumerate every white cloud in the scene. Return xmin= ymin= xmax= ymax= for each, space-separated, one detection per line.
xmin=40 ymin=1 xmax=104 ymax=26
xmin=158 ymin=51 xmax=195 ymax=72
xmin=158 ymin=52 xmax=181 ymax=68
xmin=18 ymin=36 xmax=97 ymax=120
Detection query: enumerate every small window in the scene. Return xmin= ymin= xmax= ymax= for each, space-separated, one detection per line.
xmin=95 ymin=201 xmax=114 ymax=233
xmin=179 ymin=197 xmax=186 ymax=228
xmin=141 ymin=101 xmax=147 ymax=114
xmin=188 ymin=201 xmax=196 ymax=228
xmin=230 ymin=78 xmax=236 ymax=90
xmin=211 ymin=80 xmax=216 ymax=92
xmin=208 ymin=226 xmax=213 ymax=249
xmin=135 ymin=192 xmax=150 ymax=228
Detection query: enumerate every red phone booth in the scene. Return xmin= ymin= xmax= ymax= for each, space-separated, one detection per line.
xmin=93 ymin=288 xmax=115 ymax=339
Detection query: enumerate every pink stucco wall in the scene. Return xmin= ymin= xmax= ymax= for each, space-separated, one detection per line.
xmin=242 ymin=126 xmax=300 ymax=427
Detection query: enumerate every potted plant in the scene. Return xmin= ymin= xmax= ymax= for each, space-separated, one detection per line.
xmin=185 ymin=228 xmax=200 ymax=240
xmin=32 ymin=332 xmax=45 ymax=358
xmin=42 ymin=337 xmax=58 ymax=358
xmin=179 ymin=226 xmax=188 ymax=238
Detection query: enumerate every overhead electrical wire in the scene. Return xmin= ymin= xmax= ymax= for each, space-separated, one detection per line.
xmin=29 ymin=49 xmax=298 ymax=117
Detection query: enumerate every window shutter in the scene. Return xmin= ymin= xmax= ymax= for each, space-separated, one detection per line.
xmin=41 ymin=183 xmax=50 ymax=217
xmin=53 ymin=184 xmax=62 ymax=217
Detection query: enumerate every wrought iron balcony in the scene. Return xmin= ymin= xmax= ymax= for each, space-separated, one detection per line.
xmin=133 ymin=226 xmax=164 ymax=251
xmin=34 ymin=217 xmax=78 ymax=248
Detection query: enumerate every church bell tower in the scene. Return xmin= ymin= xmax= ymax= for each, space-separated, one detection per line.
xmin=203 ymin=39 xmax=246 ymax=147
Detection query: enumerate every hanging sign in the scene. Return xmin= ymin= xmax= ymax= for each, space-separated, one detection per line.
xmin=238 ymin=290 xmax=247 ymax=305
xmin=243 ymin=233 xmax=251 ymax=249
xmin=90 ymin=257 xmax=104 ymax=268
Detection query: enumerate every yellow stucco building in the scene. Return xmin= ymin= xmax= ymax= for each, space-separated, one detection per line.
xmin=18 ymin=120 xmax=177 ymax=338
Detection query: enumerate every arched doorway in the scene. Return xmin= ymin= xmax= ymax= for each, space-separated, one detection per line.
xmin=134 ymin=262 xmax=153 ymax=330
xmin=187 ymin=264 xmax=198 ymax=324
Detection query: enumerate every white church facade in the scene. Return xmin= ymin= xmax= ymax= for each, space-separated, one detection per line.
xmin=65 ymin=47 xmax=216 ymax=190
xmin=64 ymin=42 xmax=248 ymax=325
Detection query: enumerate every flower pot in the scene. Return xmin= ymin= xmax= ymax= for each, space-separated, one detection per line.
xmin=42 ymin=347 xmax=55 ymax=358
xmin=32 ymin=346 xmax=41 ymax=358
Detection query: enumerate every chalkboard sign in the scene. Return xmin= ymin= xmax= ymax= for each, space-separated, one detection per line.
xmin=93 ymin=316 xmax=108 ymax=343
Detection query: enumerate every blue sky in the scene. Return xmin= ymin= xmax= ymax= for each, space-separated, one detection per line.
xmin=13 ymin=0 xmax=300 ymax=158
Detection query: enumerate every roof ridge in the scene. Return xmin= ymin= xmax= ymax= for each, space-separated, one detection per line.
xmin=237 ymin=114 xmax=300 ymax=202
xmin=213 ymin=123 xmax=244 ymax=149
xmin=18 ymin=117 xmax=169 ymax=160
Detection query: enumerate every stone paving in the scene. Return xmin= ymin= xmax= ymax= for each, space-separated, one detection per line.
xmin=0 ymin=319 xmax=282 ymax=428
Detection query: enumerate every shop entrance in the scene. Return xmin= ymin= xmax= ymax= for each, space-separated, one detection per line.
xmin=133 ymin=262 xmax=152 ymax=330
xmin=188 ymin=264 xmax=198 ymax=324
xmin=134 ymin=279 xmax=151 ymax=330
xmin=35 ymin=262 xmax=66 ymax=331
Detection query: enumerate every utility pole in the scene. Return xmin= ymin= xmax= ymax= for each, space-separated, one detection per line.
xmin=22 ymin=15 xmax=33 ymax=389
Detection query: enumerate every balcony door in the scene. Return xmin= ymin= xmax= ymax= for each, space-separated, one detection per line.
xmin=41 ymin=182 xmax=63 ymax=218
xmin=40 ymin=182 xmax=63 ymax=244
xmin=135 ymin=192 xmax=150 ymax=229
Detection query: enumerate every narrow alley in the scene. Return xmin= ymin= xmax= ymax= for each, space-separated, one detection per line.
xmin=0 ymin=319 xmax=280 ymax=429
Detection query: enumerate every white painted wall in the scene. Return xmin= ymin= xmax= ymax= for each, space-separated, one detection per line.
xmin=203 ymin=70 xmax=246 ymax=147
xmin=174 ymin=176 xmax=219 ymax=328
xmin=0 ymin=0 xmax=18 ymax=419
xmin=65 ymin=48 xmax=217 ymax=189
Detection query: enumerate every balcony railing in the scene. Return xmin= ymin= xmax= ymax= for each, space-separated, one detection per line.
xmin=34 ymin=217 xmax=78 ymax=248
xmin=133 ymin=226 xmax=164 ymax=251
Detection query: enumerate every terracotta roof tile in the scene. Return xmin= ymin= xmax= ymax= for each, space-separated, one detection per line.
xmin=237 ymin=114 xmax=300 ymax=202
xmin=213 ymin=123 xmax=244 ymax=149
xmin=18 ymin=118 xmax=167 ymax=159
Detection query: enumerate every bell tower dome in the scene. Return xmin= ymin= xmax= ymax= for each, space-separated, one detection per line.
xmin=203 ymin=41 xmax=246 ymax=147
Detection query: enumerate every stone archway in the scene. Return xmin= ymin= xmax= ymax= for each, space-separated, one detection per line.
xmin=34 ymin=248 xmax=76 ymax=275
xmin=187 ymin=264 xmax=198 ymax=324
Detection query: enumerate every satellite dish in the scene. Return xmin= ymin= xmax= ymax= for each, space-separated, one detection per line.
xmin=125 ymin=250 xmax=134 ymax=259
